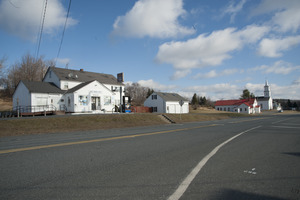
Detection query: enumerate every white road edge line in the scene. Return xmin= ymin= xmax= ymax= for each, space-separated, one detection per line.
xmin=167 ymin=126 xmax=261 ymax=200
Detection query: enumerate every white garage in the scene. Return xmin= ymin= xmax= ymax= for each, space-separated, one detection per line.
xmin=144 ymin=92 xmax=189 ymax=114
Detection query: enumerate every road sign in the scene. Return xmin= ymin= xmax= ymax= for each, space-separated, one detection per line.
xmin=179 ymin=100 xmax=184 ymax=106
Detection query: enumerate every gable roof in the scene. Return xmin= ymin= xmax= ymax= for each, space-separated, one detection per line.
xmin=47 ymin=67 xmax=124 ymax=86
xmin=65 ymin=80 xmax=113 ymax=94
xmin=155 ymin=92 xmax=188 ymax=102
xmin=215 ymin=98 xmax=256 ymax=107
xmin=21 ymin=80 xmax=64 ymax=94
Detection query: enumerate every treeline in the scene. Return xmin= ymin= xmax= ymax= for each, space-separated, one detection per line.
xmin=275 ymin=99 xmax=300 ymax=110
xmin=125 ymin=83 xmax=154 ymax=106
xmin=191 ymin=93 xmax=214 ymax=109
xmin=0 ymin=53 xmax=54 ymax=96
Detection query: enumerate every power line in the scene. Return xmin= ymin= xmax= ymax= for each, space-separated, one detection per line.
xmin=36 ymin=0 xmax=48 ymax=59
xmin=55 ymin=0 xmax=72 ymax=65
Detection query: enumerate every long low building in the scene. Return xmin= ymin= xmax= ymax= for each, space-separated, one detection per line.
xmin=215 ymin=98 xmax=261 ymax=114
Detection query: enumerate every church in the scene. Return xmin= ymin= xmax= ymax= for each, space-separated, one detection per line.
xmin=215 ymin=81 xmax=274 ymax=114
xmin=256 ymin=81 xmax=273 ymax=110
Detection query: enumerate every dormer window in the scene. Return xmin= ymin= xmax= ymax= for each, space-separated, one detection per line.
xmin=64 ymin=82 xmax=68 ymax=90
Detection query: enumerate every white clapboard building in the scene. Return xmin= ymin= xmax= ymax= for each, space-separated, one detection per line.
xmin=144 ymin=92 xmax=189 ymax=114
xmin=13 ymin=67 xmax=125 ymax=113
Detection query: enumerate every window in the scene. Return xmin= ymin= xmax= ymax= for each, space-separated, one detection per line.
xmin=64 ymin=82 xmax=68 ymax=90
xmin=153 ymin=107 xmax=157 ymax=112
xmin=78 ymin=96 xmax=88 ymax=106
xmin=68 ymin=97 xmax=71 ymax=106
xmin=104 ymin=96 xmax=111 ymax=105
xmin=152 ymin=95 xmax=157 ymax=100
xmin=245 ymin=108 xmax=247 ymax=111
xmin=228 ymin=107 xmax=230 ymax=111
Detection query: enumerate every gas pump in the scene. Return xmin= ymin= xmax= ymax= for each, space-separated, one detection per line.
xmin=122 ymin=96 xmax=131 ymax=113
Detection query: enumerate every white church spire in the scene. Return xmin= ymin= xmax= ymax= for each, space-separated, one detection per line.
xmin=264 ymin=80 xmax=271 ymax=98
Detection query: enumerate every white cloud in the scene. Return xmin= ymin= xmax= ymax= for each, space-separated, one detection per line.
xmin=56 ymin=58 xmax=70 ymax=66
xmin=137 ymin=79 xmax=177 ymax=91
xmin=223 ymin=0 xmax=247 ymax=23
xmin=171 ymin=69 xmax=191 ymax=80
xmin=112 ymin=0 xmax=194 ymax=39
xmin=194 ymin=68 xmax=241 ymax=79
xmin=258 ymin=35 xmax=300 ymax=57
xmin=292 ymin=77 xmax=300 ymax=85
xmin=156 ymin=25 xmax=269 ymax=79
xmin=246 ymin=82 xmax=300 ymax=99
xmin=250 ymin=60 xmax=300 ymax=75
xmin=251 ymin=0 xmax=300 ymax=33
xmin=0 ymin=0 xmax=77 ymax=41
xmin=183 ymin=83 xmax=241 ymax=101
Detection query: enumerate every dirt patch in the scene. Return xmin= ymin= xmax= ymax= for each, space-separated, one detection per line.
xmin=0 ymin=97 xmax=12 ymax=111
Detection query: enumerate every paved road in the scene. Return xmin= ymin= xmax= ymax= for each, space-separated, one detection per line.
xmin=0 ymin=114 xmax=299 ymax=200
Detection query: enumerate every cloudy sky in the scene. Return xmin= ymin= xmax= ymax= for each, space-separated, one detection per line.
xmin=1 ymin=0 xmax=300 ymax=100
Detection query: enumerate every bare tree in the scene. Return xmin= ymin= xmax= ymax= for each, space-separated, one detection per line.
xmin=2 ymin=53 xmax=54 ymax=95
xmin=125 ymin=82 xmax=152 ymax=106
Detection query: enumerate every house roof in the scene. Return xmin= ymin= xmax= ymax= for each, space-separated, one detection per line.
xmin=215 ymin=98 xmax=256 ymax=107
xmin=156 ymin=92 xmax=188 ymax=102
xmin=65 ymin=80 xmax=95 ymax=94
xmin=256 ymin=96 xmax=270 ymax=101
xmin=48 ymin=67 xmax=124 ymax=86
xmin=21 ymin=80 xmax=64 ymax=94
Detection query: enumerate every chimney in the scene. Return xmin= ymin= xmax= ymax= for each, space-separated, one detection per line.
xmin=80 ymin=69 xmax=84 ymax=72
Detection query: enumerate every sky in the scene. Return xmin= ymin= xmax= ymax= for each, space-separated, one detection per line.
xmin=0 ymin=0 xmax=300 ymax=100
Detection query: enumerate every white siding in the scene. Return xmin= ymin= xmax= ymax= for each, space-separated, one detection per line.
xmin=144 ymin=93 xmax=189 ymax=114
xmin=144 ymin=94 xmax=165 ymax=113
xmin=13 ymin=82 xmax=31 ymax=108
xmin=43 ymin=70 xmax=60 ymax=88
xmin=67 ymin=80 xmax=118 ymax=113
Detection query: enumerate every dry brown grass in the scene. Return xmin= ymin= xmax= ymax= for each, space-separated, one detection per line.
xmin=0 ymin=105 xmax=250 ymax=138
xmin=0 ymin=97 xmax=12 ymax=111
xmin=0 ymin=114 xmax=166 ymax=137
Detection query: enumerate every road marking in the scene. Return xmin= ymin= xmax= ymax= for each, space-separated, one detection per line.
xmin=0 ymin=124 xmax=219 ymax=155
xmin=167 ymin=126 xmax=261 ymax=200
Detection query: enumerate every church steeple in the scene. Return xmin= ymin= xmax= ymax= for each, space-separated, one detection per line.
xmin=264 ymin=80 xmax=271 ymax=98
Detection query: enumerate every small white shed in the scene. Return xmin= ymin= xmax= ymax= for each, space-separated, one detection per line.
xmin=144 ymin=92 xmax=189 ymax=114
xmin=13 ymin=80 xmax=64 ymax=112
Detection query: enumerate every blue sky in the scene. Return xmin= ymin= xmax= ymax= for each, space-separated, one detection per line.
xmin=1 ymin=0 xmax=300 ymax=100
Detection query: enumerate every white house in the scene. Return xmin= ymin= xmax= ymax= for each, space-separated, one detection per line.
xmin=13 ymin=67 xmax=125 ymax=113
xmin=256 ymin=80 xmax=273 ymax=110
xmin=13 ymin=80 xmax=64 ymax=112
xmin=215 ymin=98 xmax=261 ymax=114
xmin=144 ymin=92 xmax=189 ymax=114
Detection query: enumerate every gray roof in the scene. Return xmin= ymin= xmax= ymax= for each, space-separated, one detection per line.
xmin=256 ymin=96 xmax=271 ymax=101
xmin=21 ymin=80 xmax=64 ymax=94
xmin=48 ymin=67 xmax=124 ymax=86
xmin=65 ymin=80 xmax=95 ymax=94
xmin=156 ymin=92 xmax=188 ymax=102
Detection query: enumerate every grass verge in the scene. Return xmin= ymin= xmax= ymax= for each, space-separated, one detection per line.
xmin=0 ymin=112 xmax=249 ymax=137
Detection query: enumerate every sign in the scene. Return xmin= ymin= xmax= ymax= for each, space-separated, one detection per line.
xmin=179 ymin=100 xmax=184 ymax=106
xmin=117 ymin=73 xmax=124 ymax=83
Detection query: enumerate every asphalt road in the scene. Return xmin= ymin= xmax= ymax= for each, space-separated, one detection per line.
xmin=0 ymin=113 xmax=299 ymax=200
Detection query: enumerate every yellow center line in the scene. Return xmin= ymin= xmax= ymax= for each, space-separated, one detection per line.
xmin=0 ymin=124 xmax=219 ymax=155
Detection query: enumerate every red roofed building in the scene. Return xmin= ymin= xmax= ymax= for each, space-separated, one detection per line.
xmin=215 ymin=98 xmax=260 ymax=114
